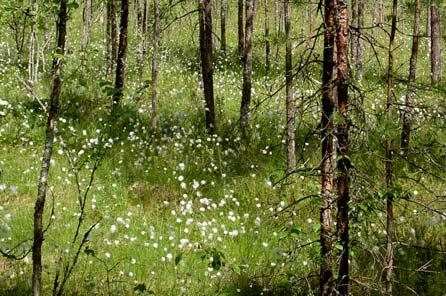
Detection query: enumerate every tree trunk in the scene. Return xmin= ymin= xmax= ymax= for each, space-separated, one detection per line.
xmin=264 ymin=0 xmax=270 ymax=71
xmin=430 ymin=3 xmax=440 ymax=84
xmin=309 ymin=1 xmax=315 ymax=39
xmin=239 ymin=0 xmax=255 ymax=130
xmin=28 ymin=0 xmax=38 ymax=84
xmin=320 ymin=0 xmax=336 ymax=295
xmin=220 ymin=0 xmax=226 ymax=54
xmin=136 ymin=0 xmax=147 ymax=75
xmin=401 ymin=0 xmax=420 ymax=154
xmin=32 ymin=1 xmax=68 ymax=295
xmin=335 ymin=1 xmax=350 ymax=295
xmin=112 ymin=0 xmax=129 ymax=107
xmin=284 ymin=0 xmax=295 ymax=172
xmin=81 ymin=0 xmax=93 ymax=59
xmin=106 ymin=0 xmax=118 ymax=76
xmin=385 ymin=1 xmax=398 ymax=295
xmin=238 ymin=0 xmax=244 ymax=57
xmin=426 ymin=3 xmax=431 ymax=57
xmin=151 ymin=0 xmax=160 ymax=130
xmin=356 ymin=0 xmax=364 ymax=79
xmin=199 ymin=0 xmax=217 ymax=133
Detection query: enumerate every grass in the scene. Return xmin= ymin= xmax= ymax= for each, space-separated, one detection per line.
xmin=1 ymin=1 xmax=446 ymax=295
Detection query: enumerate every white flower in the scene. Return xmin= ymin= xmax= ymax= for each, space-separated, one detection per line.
xmin=110 ymin=225 xmax=118 ymax=233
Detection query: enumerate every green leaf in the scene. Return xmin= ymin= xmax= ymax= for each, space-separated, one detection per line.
xmin=67 ymin=1 xmax=79 ymax=9
xmin=334 ymin=243 xmax=343 ymax=251
xmin=231 ymin=265 xmax=241 ymax=275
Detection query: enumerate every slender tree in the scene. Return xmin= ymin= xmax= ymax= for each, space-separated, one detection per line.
xmin=199 ymin=0 xmax=217 ymax=133
xmin=320 ymin=0 xmax=336 ymax=294
xmin=106 ymin=0 xmax=117 ymax=75
xmin=430 ymin=2 xmax=440 ymax=84
xmin=151 ymin=0 xmax=160 ymax=130
xmin=401 ymin=0 xmax=420 ymax=154
xmin=220 ymin=0 xmax=226 ymax=54
xmin=32 ymin=1 xmax=68 ymax=295
xmin=284 ymin=0 xmax=295 ymax=172
xmin=335 ymin=1 xmax=350 ymax=295
xmin=112 ymin=0 xmax=129 ymax=107
xmin=264 ymin=0 xmax=271 ymax=71
xmin=385 ymin=0 xmax=398 ymax=295
xmin=81 ymin=0 xmax=93 ymax=59
xmin=239 ymin=0 xmax=255 ymax=129
xmin=238 ymin=0 xmax=244 ymax=57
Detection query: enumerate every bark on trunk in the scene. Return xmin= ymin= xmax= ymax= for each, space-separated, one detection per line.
xmin=106 ymin=0 xmax=118 ymax=76
xmin=284 ymin=0 xmax=295 ymax=172
xmin=238 ymin=0 xmax=245 ymax=57
xmin=151 ymin=0 xmax=160 ymax=130
xmin=239 ymin=0 xmax=255 ymax=130
xmin=320 ymin=0 xmax=336 ymax=295
xmin=401 ymin=0 xmax=420 ymax=154
xmin=113 ymin=0 xmax=129 ymax=107
xmin=32 ymin=1 xmax=68 ymax=295
xmin=136 ymin=0 xmax=147 ymax=75
xmin=264 ymin=0 xmax=270 ymax=71
xmin=220 ymin=0 xmax=226 ymax=54
xmin=199 ymin=0 xmax=217 ymax=133
xmin=385 ymin=1 xmax=398 ymax=295
xmin=81 ymin=0 xmax=93 ymax=59
xmin=335 ymin=2 xmax=350 ymax=295
xmin=430 ymin=3 xmax=440 ymax=84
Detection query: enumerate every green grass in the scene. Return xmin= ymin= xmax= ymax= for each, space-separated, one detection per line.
xmin=1 ymin=1 xmax=446 ymax=295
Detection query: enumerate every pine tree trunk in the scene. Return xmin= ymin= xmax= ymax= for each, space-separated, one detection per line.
xmin=220 ymin=0 xmax=226 ymax=54
xmin=81 ymin=0 xmax=93 ymax=60
xmin=240 ymin=0 xmax=255 ymax=129
xmin=199 ymin=0 xmax=217 ymax=133
xmin=32 ymin=1 xmax=68 ymax=295
xmin=238 ymin=0 xmax=244 ymax=57
xmin=335 ymin=1 xmax=350 ymax=295
xmin=430 ymin=3 xmax=440 ymax=84
xmin=264 ymin=0 xmax=270 ymax=71
xmin=401 ymin=0 xmax=420 ymax=154
xmin=385 ymin=1 xmax=398 ymax=295
xmin=284 ymin=0 xmax=295 ymax=172
xmin=151 ymin=0 xmax=160 ymax=130
xmin=136 ymin=0 xmax=147 ymax=75
xmin=106 ymin=0 xmax=118 ymax=76
xmin=113 ymin=0 xmax=129 ymax=107
xmin=320 ymin=0 xmax=336 ymax=294
xmin=28 ymin=0 xmax=38 ymax=83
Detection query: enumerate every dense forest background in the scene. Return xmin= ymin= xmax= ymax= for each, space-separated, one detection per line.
xmin=0 ymin=0 xmax=445 ymax=295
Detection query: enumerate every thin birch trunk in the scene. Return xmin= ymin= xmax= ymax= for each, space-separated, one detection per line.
xmin=284 ymin=0 xmax=294 ymax=172
xmin=199 ymin=0 xmax=217 ymax=133
xmin=401 ymin=0 xmax=420 ymax=154
xmin=430 ymin=3 xmax=440 ymax=84
xmin=151 ymin=0 xmax=160 ymax=130
xmin=240 ymin=0 xmax=255 ymax=130
xmin=264 ymin=0 xmax=270 ymax=71
xmin=32 ymin=1 xmax=68 ymax=295
xmin=385 ymin=1 xmax=398 ymax=295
